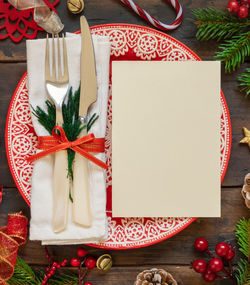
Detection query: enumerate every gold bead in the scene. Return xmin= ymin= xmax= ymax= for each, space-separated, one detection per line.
xmin=96 ymin=254 xmax=112 ymax=271
xmin=67 ymin=0 xmax=84 ymax=14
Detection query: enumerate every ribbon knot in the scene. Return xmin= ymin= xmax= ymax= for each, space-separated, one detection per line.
xmin=27 ymin=126 xmax=108 ymax=170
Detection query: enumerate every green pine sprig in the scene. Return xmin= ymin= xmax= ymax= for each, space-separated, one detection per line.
xmin=8 ymin=256 xmax=79 ymax=285
xmin=238 ymin=68 xmax=250 ymax=98
xmin=32 ymin=86 xmax=99 ymax=188
xmin=192 ymin=7 xmax=250 ymax=41
xmin=215 ymin=31 xmax=250 ymax=73
xmin=234 ymin=218 xmax=250 ymax=285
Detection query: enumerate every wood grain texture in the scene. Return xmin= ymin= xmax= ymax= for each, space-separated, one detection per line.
xmin=0 ymin=0 xmax=249 ymax=284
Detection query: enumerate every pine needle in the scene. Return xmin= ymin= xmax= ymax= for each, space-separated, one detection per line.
xmin=192 ymin=7 xmax=250 ymax=41
xmin=215 ymin=31 xmax=250 ymax=73
xmin=238 ymin=68 xmax=250 ymax=98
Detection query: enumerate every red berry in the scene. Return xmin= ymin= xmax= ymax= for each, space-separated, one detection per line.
xmin=85 ymin=257 xmax=96 ymax=269
xmin=77 ymin=247 xmax=87 ymax=258
xmin=215 ymin=242 xmax=229 ymax=257
xmin=209 ymin=258 xmax=223 ymax=272
xmin=227 ymin=0 xmax=240 ymax=13
xmin=84 ymin=283 xmax=93 ymax=285
xmin=203 ymin=270 xmax=217 ymax=282
xmin=52 ymin=266 xmax=56 ymax=271
xmin=240 ymin=0 xmax=250 ymax=7
xmin=47 ymin=273 xmax=52 ymax=278
xmin=225 ymin=248 xmax=235 ymax=260
xmin=192 ymin=259 xmax=207 ymax=273
xmin=63 ymin=259 xmax=68 ymax=264
xmin=238 ymin=5 xmax=249 ymax=18
xmin=70 ymin=257 xmax=81 ymax=267
xmin=56 ymin=264 xmax=61 ymax=269
xmin=46 ymin=267 xmax=50 ymax=271
xmin=194 ymin=237 xmax=209 ymax=252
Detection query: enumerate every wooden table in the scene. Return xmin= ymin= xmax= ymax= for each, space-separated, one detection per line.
xmin=0 ymin=1 xmax=249 ymax=284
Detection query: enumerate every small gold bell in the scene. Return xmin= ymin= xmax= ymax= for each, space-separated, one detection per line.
xmin=96 ymin=254 xmax=112 ymax=271
xmin=67 ymin=0 xmax=84 ymax=14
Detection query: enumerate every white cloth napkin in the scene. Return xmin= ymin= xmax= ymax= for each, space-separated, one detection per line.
xmin=27 ymin=33 xmax=111 ymax=245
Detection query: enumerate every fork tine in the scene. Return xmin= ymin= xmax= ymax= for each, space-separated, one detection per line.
xmin=57 ymin=33 xmax=63 ymax=81
xmin=45 ymin=34 xmax=51 ymax=80
xmin=52 ymin=33 xmax=56 ymax=80
xmin=62 ymin=34 xmax=69 ymax=81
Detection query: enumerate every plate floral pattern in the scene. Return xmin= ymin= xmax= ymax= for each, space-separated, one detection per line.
xmin=5 ymin=24 xmax=231 ymax=249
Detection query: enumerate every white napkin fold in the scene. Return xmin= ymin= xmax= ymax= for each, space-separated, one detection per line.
xmin=27 ymin=33 xmax=111 ymax=245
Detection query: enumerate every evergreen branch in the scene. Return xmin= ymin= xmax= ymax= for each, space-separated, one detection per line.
xmin=49 ymin=271 xmax=78 ymax=285
xmin=238 ymin=68 xmax=250 ymax=98
xmin=192 ymin=7 xmax=250 ymax=41
xmin=234 ymin=259 xmax=250 ymax=285
xmin=215 ymin=31 xmax=250 ymax=73
xmin=235 ymin=218 xmax=250 ymax=260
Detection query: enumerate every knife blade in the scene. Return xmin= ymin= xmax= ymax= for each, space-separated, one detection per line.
xmin=72 ymin=16 xmax=97 ymax=227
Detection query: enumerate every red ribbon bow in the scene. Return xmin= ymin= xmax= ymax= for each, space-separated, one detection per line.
xmin=27 ymin=126 xmax=108 ymax=170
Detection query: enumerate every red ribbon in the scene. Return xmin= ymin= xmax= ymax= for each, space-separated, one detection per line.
xmin=0 ymin=212 xmax=28 ymax=284
xmin=27 ymin=126 xmax=108 ymax=170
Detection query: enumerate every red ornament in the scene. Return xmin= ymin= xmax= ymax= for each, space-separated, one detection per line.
xmin=227 ymin=0 xmax=240 ymax=13
xmin=203 ymin=270 xmax=217 ymax=282
xmin=238 ymin=5 xmax=249 ymax=18
xmin=77 ymin=247 xmax=87 ymax=258
xmin=208 ymin=258 xmax=224 ymax=272
xmin=225 ymin=248 xmax=235 ymax=260
xmin=194 ymin=237 xmax=209 ymax=252
xmin=85 ymin=257 xmax=96 ymax=269
xmin=215 ymin=242 xmax=229 ymax=257
xmin=192 ymin=259 xmax=207 ymax=273
xmin=84 ymin=283 xmax=93 ymax=285
xmin=70 ymin=257 xmax=81 ymax=267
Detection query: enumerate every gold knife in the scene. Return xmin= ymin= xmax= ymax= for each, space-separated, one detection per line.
xmin=72 ymin=16 xmax=97 ymax=227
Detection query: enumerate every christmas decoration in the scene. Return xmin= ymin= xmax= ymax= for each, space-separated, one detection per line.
xmin=96 ymin=254 xmax=113 ymax=271
xmin=191 ymin=218 xmax=250 ymax=284
xmin=120 ymin=0 xmax=183 ymax=31
xmin=0 ymin=0 xmax=62 ymax=42
xmin=30 ymin=87 xmax=107 ymax=193
xmin=134 ymin=268 xmax=177 ymax=285
xmin=0 ymin=185 xmax=3 ymax=204
xmin=67 ymin=0 xmax=84 ymax=14
xmin=238 ymin=68 xmax=250 ymax=97
xmin=192 ymin=7 xmax=250 ymax=97
xmin=242 ymin=173 xmax=250 ymax=208
xmin=0 ymin=212 xmax=27 ymax=284
xmin=240 ymin=127 xmax=250 ymax=149
xmin=77 ymin=248 xmax=87 ymax=258
xmin=8 ymin=247 xmax=110 ymax=284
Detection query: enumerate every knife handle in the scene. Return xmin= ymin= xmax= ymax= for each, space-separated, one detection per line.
xmin=72 ymin=129 xmax=92 ymax=227
xmin=52 ymin=149 xmax=70 ymax=233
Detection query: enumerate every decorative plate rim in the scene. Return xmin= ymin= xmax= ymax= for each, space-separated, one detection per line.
xmin=5 ymin=23 xmax=232 ymax=250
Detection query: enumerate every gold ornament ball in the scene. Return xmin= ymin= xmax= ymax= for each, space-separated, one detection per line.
xmin=67 ymin=0 xmax=84 ymax=14
xmin=96 ymin=254 xmax=112 ymax=271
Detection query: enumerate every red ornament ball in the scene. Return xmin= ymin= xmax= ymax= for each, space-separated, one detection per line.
xmin=215 ymin=242 xmax=229 ymax=257
xmin=84 ymin=283 xmax=93 ymax=285
xmin=194 ymin=237 xmax=209 ymax=252
xmin=192 ymin=259 xmax=207 ymax=273
xmin=85 ymin=257 xmax=96 ymax=269
xmin=70 ymin=257 xmax=81 ymax=267
xmin=209 ymin=258 xmax=224 ymax=272
xmin=227 ymin=0 xmax=240 ymax=13
xmin=225 ymin=248 xmax=235 ymax=260
xmin=238 ymin=5 xmax=249 ymax=18
xmin=77 ymin=247 xmax=87 ymax=258
xmin=203 ymin=270 xmax=217 ymax=282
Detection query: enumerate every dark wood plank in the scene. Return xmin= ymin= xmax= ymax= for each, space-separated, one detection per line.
xmin=30 ymin=265 xmax=234 ymax=285
xmin=1 ymin=186 xmax=248 ymax=266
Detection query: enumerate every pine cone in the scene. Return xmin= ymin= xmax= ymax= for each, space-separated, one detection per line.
xmin=134 ymin=268 xmax=177 ymax=285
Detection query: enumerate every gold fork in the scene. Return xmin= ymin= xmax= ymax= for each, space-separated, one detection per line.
xmin=45 ymin=34 xmax=70 ymax=233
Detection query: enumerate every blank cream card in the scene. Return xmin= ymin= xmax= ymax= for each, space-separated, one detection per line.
xmin=112 ymin=61 xmax=221 ymax=218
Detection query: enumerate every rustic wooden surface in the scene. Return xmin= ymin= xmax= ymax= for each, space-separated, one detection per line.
xmin=0 ymin=0 xmax=249 ymax=284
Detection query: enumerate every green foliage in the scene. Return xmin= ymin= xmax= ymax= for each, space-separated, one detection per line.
xmin=192 ymin=7 xmax=250 ymax=41
xmin=238 ymin=68 xmax=250 ymax=98
xmin=234 ymin=218 xmax=250 ymax=285
xmin=9 ymin=257 xmax=79 ymax=285
xmin=215 ymin=31 xmax=250 ymax=73
xmin=32 ymin=86 xmax=99 ymax=183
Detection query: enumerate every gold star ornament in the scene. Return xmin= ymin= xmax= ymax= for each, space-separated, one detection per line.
xmin=240 ymin=127 xmax=250 ymax=149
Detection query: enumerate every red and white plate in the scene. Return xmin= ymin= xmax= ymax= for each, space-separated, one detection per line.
xmin=5 ymin=24 xmax=231 ymax=249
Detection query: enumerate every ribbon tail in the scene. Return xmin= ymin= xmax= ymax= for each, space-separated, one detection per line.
xmin=73 ymin=146 xmax=108 ymax=170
